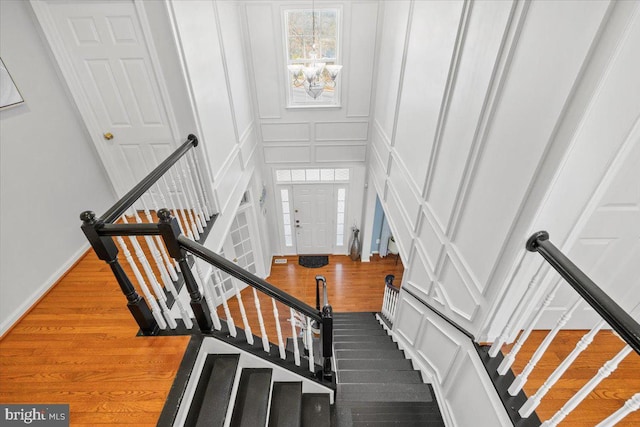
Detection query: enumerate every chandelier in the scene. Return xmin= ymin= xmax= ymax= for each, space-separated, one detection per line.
xmin=287 ymin=2 xmax=342 ymax=99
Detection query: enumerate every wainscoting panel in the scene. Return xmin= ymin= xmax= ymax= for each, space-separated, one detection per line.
xmin=437 ymin=255 xmax=480 ymax=322
xmin=244 ymin=3 xmax=281 ymax=119
xmin=261 ymin=123 xmax=310 ymax=142
xmin=346 ymin=2 xmax=378 ymax=117
xmin=406 ymin=245 xmax=434 ymax=297
xmin=388 ymin=156 xmax=422 ymax=230
xmin=315 ymin=121 xmax=368 ymax=141
xmin=214 ymin=151 xmax=245 ymax=214
xmin=416 ymin=208 xmax=444 ymax=271
xmin=239 ymin=124 xmax=257 ymax=169
xmin=263 ymin=145 xmax=311 ymax=163
xmin=392 ymin=291 xmax=511 ymax=426
xmin=393 ymin=0 xmax=464 ymax=195
xmin=314 ymin=144 xmax=367 ymax=162
xmin=384 ymin=183 xmax=413 ymax=261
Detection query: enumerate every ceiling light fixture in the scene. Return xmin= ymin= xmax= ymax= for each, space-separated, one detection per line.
xmin=287 ymin=0 xmax=342 ymax=99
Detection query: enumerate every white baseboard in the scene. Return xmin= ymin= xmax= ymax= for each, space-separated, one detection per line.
xmin=0 ymin=243 xmax=90 ymax=338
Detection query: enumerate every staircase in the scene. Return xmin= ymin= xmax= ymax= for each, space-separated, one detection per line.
xmin=333 ymin=312 xmax=445 ymax=426
xmin=168 ymin=312 xmax=445 ymax=427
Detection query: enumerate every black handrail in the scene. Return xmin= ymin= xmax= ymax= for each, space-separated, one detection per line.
xmin=527 ymin=231 xmax=640 ymax=355
xmin=178 ymin=235 xmax=322 ymax=322
xmin=99 ymin=134 xmax=199 ymax=224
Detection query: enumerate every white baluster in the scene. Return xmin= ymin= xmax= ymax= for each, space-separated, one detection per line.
xmin=489 ymin=265 xmax=544 ymax=357
xmin=187 ymin=151 xmax=211 ymax=219
xmin=181 ymin=157 xmax=207 ymax=227
xmin=190 ymin=150 xmax=214 ymax=216
xmin=390 ymin=291 xmax=398 ymax=322
xmin=193 ymin=261 xmax=222 ymax=331
xmin=169 ymin=169 xmax=199 ymax=240
xmin=171 ymin=167 xmax=201 ymax=238
xmin=382 ymin=287 xmax=389 ymax=319
xmin=594 ymin=393 xmax=640 ymax=427
xmin=541 ymin=345 xmax=633 ymax=427
xmin=307 ymin=316 xmax=315 ymax=373
xmin=154 ymin=181 xmax=185 ymax=236
xmin=124 ymin=213 xmax=192 ymax=328
xmin=213 ymin=269 xmax=237 ymax=337
xmin=497 ymin=281 xmax=562 ymax=375
xmin=519 ymin=319 xmax=606 ymax=417
xmin=252 ymin=289 xmax=270 ymax=352
xmin=233 ymin=281 xmax=254 ymax=345
xmin=139 ymin=199 xmax=178 ymax=281
xmin=115 ymin=236 xmax=167 ymax=329
xmin=273 ymin=299 xmax=286 ymax=359
xmin=122 ymin=225 xmax=177 ymax=329
xmin=178 ymin=158 xmax=204 ymax=233
xmin=508 ymin=299 xmax=583 ymax=396
xmin=290 ymin=308 xmax=301 ymax=366
xmin=161 ymin=175 xmax=192 ymax=240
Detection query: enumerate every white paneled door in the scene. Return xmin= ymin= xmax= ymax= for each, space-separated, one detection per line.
xmin=37 ymin=1 xmax=175 ymax=196
xmin=293 ymin=185 xmax=335 ymax=254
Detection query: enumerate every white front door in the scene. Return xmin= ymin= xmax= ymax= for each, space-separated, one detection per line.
xmin=36 ymin=1 xmax=175 ymax=196
xmin=293 ymin=185 xmax=335 ymax=254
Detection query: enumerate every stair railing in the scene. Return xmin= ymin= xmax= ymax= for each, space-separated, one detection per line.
xmin=158 ymin=209 xmax=333 ymax=380
xmin=487 ymin=231 xmax=640 ymax=426
xmin=381 ymin=274 xmax=400 ymax=324
xmin=80 ymin=134 xmax=214 ymax=335
xmin=81 ymin=134 xmax=334 ymax=379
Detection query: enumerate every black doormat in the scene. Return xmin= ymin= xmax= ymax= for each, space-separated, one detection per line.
xmin=299 ymin=256 xmax=329 ymax=268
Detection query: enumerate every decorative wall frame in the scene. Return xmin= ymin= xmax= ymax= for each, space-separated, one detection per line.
xmin=0 ymin=57 xmax=24 ymax=110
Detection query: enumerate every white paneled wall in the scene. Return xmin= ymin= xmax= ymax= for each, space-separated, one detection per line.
xmin=369 ymin=0 xmax=618 ymax=336
xmin=393 ymin=291 xmax=512 ymax=426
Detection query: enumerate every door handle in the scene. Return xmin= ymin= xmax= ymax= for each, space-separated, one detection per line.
xmin=296 ymin=225 xmax=301 ymax=228
xmin=103 ymin=132 xmax=114 ymax=140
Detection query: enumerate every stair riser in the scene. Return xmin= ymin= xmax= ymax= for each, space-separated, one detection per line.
xmin=335 ymin=350 xmax=405 ymax=360
xmin=333 ymin=342 xmax=398 ymax=350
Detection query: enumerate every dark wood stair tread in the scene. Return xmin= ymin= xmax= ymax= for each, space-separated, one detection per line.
xmin=268 ymin=382 xmax=302 ymax=427
xmin=184 ymin=354 xmax=239 ymax=427
xmin=230 ymin=368 xmax=273 ymax=427
xmin=301 ymin=393 xmax=331 ymax=427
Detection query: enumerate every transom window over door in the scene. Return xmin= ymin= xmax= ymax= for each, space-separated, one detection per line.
xmin=284 ymin=7 xmax=341 ymax=107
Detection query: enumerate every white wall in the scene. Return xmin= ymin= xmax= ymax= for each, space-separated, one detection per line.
xmin=370 ymin=0 xmax=616 ymax=337
xmin=0 ymin=0 xmax=115 ymax=335
xmin=485 ymin=1 xmax=640 ymax=334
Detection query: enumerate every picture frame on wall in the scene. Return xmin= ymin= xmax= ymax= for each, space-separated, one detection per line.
xmin=0 ymin=57 xmax=24 ymax=110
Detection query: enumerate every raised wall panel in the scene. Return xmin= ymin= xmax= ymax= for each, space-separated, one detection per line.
xmin=239 ymin=125 xmax=257 ymax=168
xmin=346 ymin=2 xmax=378 ymax=117
xmin=371 ymin=124 xmax=391 ymax=168
xmin=263 ymin=145 xmax=311 ymax=163
xmin=373 ymin=0 xmax=411 ymax=139
xmin=315 ymin=121 xmax=368 ymax=141
xmin=315 ymin=144 xmax=366 ymax=162
xmin=393 ymin=0 xmax=464 ymax=192
xmin=384 ymin=184 xmax=413 ymax=259
xmin=388 ymin=156 xmax=421 ymax=229
xmin=215 ymin=152 xmax=244 ymax=213
xmin=414 ymin=315 xmax=461 ymax=384
xmin=427 ymin=0 xmax=513 ymax=228
xmin=406 ymin=245 xmax=433 ymax=298
xmin=261 ymin=123 xmax=310 ymax=142
xmin=417 ymin=208 xmax=444 ymax=270
xmin=392 ymin=292 xmax=511 ymax=425
xmin=445 ymin=351 xmax=511 ymax=427
xmin=394 ymin=297 xmax=425 ymax=346
xmin=171 ymin=0 xmax=237 ymax=174
xmin=438 ymin=255 xmax=480 ymax=321
xmin=453 ymin=1 xmax=610 ymax=287
xmin=245 ymin=3 xmax=281 ymax=118
xmin=369 ymin=146 xmax=387 ymax=196
xmin=217 ymin=1 xmax=254 ymax=136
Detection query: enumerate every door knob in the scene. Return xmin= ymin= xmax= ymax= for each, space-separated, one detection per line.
xmin=103 ymin=132 xmax=114 ymax=140
xmin=296 ymin=225 xmax=301 ymax=228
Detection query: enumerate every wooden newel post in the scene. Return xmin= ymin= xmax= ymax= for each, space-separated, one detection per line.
xmin=321 ymin=304 xmax=333 ymax=381
xmin=157 ymin=208 xmax=213 ymax=333
xmin=80 ymin=210 xmax=158 ymax=335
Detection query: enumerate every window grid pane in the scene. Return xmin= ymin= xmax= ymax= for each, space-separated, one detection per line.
xmin=276 ymin=170 xmax=292 ymax=182
xmin=291 ymin=169 xmax=306 ymax=181
xmin=335 ymin=169 xmax=349 ymax=181
xmin=306 ymin=169 xmax=320 ymax=181
xmin=320 ymin=169 xmax=334 ymax=181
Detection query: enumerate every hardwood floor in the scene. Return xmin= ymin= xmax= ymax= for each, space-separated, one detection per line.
xmin=1 ymin=250 xmax=638 ymax=426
